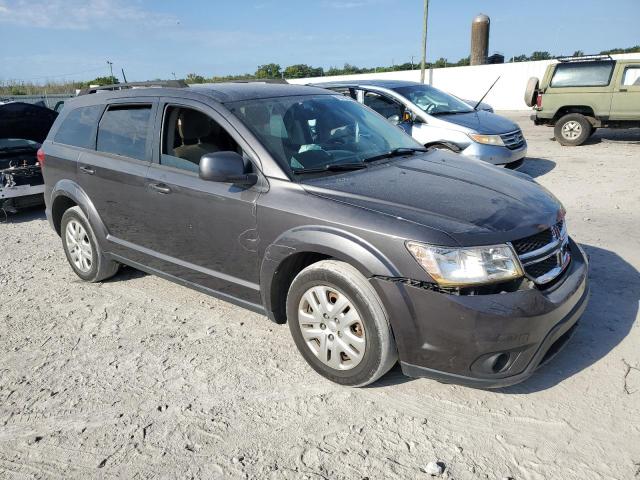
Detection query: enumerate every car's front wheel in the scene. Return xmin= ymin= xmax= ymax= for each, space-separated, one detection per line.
xmin=555 ymin=113 xmax=592 ymax=146
xmin=287 ymin=260 xmax=397 ymax=387
xmin=61 ymin=206 xmax=119 ymax=282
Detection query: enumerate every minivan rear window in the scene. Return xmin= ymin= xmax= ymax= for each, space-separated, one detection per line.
xmin=550 ymin=61 xmax=615 ymax=87
xmin=54 ymin=105 xmax=103 ymax=149
xmin=97 ymin=105 xmax=152 ymax=161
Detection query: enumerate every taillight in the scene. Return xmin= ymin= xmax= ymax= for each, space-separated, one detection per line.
xmin=536 ymin=93 xmax=543 ymax=109
xmin=37 ymin=147 xmax=45 ymax=167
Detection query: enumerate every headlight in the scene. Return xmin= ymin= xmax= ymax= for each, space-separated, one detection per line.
xmin=468 ymin=133 xmax=504 ymax=146
xmin=406 ymin=242 xmax=523 ymax=286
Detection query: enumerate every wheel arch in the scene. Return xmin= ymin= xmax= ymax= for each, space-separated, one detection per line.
xmin=260 ymin=226 xmax=402 ymax=324
xmin=50 ymin=179 xmax=108 ymax=243
xmin=553 ymin=106 xmax=597 ymax=125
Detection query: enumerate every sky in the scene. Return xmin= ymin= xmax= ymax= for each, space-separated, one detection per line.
xmin=0 ymin=0 xmax=638 ymax=83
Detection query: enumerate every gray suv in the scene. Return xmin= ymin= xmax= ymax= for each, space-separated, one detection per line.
xmin=41 ymin=82 xmax=588 ymax=388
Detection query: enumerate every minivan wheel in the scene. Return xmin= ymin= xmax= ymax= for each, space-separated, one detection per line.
xmin=286 ymin=260 xmax=397 ymax=387
xmin=555 ymin=114 xmax=592 ymax=146
xmin=61 ymin=206 xmax=119 ymax=282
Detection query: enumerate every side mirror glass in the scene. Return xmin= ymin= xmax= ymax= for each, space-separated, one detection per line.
xmin=199 ymin=151 xmax=258 ymax=186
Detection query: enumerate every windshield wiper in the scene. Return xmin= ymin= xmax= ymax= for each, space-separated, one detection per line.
xmin=362 ymin=147 xmax=427 ymax=163
xmin=292 ymin=162 xmax=367 ymax=175
xmin=430 ymin=110 xmax=472 ymax=116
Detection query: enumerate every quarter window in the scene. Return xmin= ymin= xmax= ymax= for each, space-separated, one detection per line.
xmin=622 ymin=67 xmax=640 ymax=86
xmin=550 ymin=61 xmax=615 ymax=87
xmin=53 ymin=105 xmax=103 ymax=149
xmin=161 ymin=106 xmax=242 ymax=173
xmin=96 ymin=105 xmax=152 ymax=161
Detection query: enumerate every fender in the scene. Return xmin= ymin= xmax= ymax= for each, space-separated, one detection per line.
xmin=49 ymin=179 xmax=109 ymax=248
xmin=259 ymin=225 xmax=403 ymax=320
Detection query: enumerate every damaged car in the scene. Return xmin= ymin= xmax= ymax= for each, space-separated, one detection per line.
xmin=0 ymin=102 xmax=58 ymax=215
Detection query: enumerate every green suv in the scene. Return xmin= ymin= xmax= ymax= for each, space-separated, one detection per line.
xmin=526 ymin=55 xmax=640 ymax=146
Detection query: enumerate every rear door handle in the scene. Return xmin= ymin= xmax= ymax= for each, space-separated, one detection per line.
xmin=149 ymin=183 xmax=171 ymax=194
xmin=79 ymin=165 xmax=95 ymax=175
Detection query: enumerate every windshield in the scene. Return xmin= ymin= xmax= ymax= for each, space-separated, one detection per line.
xmin=228 ymin=94 xmax=422 ymax=177
xmin=394 ymin=84 xmax=474 ymax=115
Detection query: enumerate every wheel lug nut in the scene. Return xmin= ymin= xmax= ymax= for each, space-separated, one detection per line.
xmin=328 ymin=334 xmax=334 ymax=341
xmin=320 ymin=323 xmax=326 ymax=330
xmin=323 ymin=313 xmax=329 ymax=319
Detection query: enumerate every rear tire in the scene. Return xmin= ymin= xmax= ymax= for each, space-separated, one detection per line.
xmin=61 ymin=206 xmax=119 ymax=282
xmin=554 ymin=113 xmax=592 ymax=146
xmin=286 ymin=260 xmax=397 ymax=387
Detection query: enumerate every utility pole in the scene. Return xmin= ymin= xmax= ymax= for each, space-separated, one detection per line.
xmin=420 ymin=0 xmax=429 ymax=83
xmin=106 ymin=60 xmax=113 ymax=79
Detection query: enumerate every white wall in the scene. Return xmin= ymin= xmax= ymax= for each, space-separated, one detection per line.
xmin=289 ymin=54 xmax=640 ymax=111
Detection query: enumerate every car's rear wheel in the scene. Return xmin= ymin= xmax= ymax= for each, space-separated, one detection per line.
xmin=555 ymin=113 xmax=592 ymax=146
xmin=61 ymin=206 xmax=119 ymax=282
xmin=286 ymin=260 xmax=397 ymax=387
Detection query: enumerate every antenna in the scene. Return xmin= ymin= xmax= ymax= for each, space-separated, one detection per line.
xmin=474 ymin=76 xmax=500 ymax=110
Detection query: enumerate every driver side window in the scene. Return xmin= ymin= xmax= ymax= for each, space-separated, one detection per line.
xmin=363 ymin=92 xmax=403 ymax=122
xmin=161 ymin=105 xmax=242 ymax=173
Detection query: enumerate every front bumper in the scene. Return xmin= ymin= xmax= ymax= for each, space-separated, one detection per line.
xmin=371 ymin=238 xmax=589 ymax=388
xmin=461 ymin=141 xmax=527 ymax=167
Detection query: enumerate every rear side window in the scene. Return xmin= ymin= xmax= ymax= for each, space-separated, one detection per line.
xmin=622 ymin=66 xmax=640 ymax=86
xmin=97 ymin=105 xmax=152 ymax=161
xmin=550 ymin=61 xmax=615 ymax=87
xmin=54 ymin=105 xmax=103 ymax=148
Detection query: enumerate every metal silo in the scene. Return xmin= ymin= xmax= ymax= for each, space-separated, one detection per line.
xmin=470 ymin=14 xmax=490 ymax=66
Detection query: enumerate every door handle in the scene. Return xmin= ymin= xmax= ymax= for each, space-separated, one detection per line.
xmin=149 ymin=183 xmax=171 ymax=194
xmin=79 ymin=165 xmax=95 ymax=175
xmin=620 ymin=88 xmax=628 ymax=92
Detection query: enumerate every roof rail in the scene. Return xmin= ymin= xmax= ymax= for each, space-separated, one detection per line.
xmin=557 ymin=54 xmax=613 ymax=63
xmin=229 ymin=78 xmax=289 ymax=84
xmin=77 ymin=80 xmax=188 ymax=96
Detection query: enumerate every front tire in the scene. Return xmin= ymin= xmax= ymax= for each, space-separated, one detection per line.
xmin=555 ymin=113 xmax=592 ymax=146
xmin=286 ymin=260 xmax=397 ymax=387
xmin=61 ymin=206 xmax=119 ymax=282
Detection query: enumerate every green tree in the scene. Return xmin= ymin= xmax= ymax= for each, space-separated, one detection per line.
xmin=573 ymin=50 xmax=584 ymax=57
xmin=530 ymin=51 xmax=552 ymax=61
xmin=283 ymin=64 xmax=324 ymax=78
xmin=455 ymin=56 xmax=470 ymax=66
xmin=510 ymin=54 xmax=529 ymax=62
xmin=186 ymin=73 xmax=206 ymax=83
xmin=86 ymin=76 xmax=119 ymax=86
xmin=255 ymin=63 xmax=281 ymax=79
xmin=433 ymin=57 xmax=448 ymax=68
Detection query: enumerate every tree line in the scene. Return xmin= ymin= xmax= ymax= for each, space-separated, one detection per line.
xmin=2 ymin=46 xmax=638 ymax=95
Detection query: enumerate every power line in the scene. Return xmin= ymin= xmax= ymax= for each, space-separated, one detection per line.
xmin=5 ymin=66 xmax=107 ymax=81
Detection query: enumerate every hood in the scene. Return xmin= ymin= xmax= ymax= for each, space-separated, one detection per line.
xmin=435 ymin=109 xmax=519 ymax=134
xmin=0 ymin=102 xmax=58 ymax=144
xmin=302 ymin=151 xmax=563 ymax=245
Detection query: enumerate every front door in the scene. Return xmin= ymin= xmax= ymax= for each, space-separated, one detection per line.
xmin=139 ymin=99 xmax=263 ymax=305
xmin=610 ymin=64 xmax=640 ymax=120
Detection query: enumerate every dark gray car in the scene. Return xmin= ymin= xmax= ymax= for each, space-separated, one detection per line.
xmin=41 ymin=82 xmax=588 ymax=388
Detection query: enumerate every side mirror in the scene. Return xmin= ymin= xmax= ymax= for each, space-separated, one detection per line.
xmin=402 ymin=110 xmax=415 ymax=123
xmin=199 ymin=151 xmax=258 ymax=186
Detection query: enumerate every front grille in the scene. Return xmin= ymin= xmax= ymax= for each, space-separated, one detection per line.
xmin=512 ymin=229 xmax=553 ymax=255
xmin=524 ymin=255 xmax=559 ymax=278
xmin=500 ymin=129 xmax=526 ymax=150
xmin=511 ymin=220 xmax=570 ymax=285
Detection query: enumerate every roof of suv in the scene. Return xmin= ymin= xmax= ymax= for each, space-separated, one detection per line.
xmin=72 ymin=82 xmax=334 ymax=106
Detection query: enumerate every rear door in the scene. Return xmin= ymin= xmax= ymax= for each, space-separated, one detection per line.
xmin=77 ymin=99 xmax=157 ymax=261
xmin=610 ymin=64 xmax=640 ymax=120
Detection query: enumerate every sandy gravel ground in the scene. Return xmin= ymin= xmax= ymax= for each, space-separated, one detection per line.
xmin=1 ymin=113 xmax=639 ymax=480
